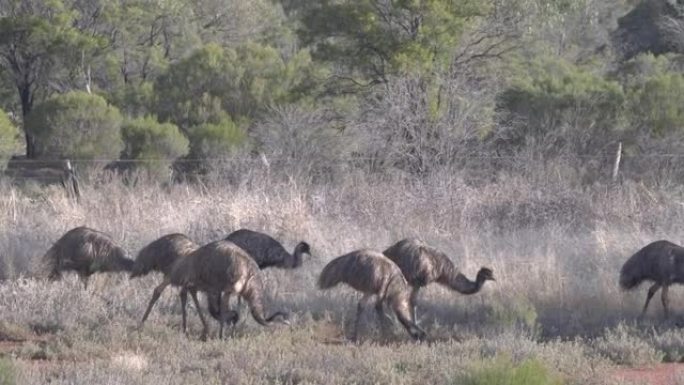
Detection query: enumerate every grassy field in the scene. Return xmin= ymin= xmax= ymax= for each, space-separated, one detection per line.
xmin=0 ymin=168 xmax=684 ymax=384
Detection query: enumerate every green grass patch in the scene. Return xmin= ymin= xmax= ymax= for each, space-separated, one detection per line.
xmin=459 ymin=355 xmax=564 ymax=385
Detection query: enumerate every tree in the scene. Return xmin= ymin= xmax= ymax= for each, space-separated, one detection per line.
xmin=120 ymin=116 xmax=189 ymax=178
xmin=295 ymin=0 xmax=486 ymax=85
xmin=25 ymin=91 xmax=123 ymax=161
xmin=0 ymin=109 xmax=20 ymax=170
xmin=186 ymin=118 xmax=246 ymax=159
xmin=154 ymin=42 xmax=323 ymax=128
xmin=496 ymin=57 xmax=625 ymax=154
xmin=0 ymin=0 xmax=101 ymax=157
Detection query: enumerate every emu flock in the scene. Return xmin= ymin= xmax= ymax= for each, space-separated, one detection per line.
xmin=39 ymin=226 xmax=680 ymax=342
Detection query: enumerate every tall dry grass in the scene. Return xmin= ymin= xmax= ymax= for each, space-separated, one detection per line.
xmin=0 ymin=161 xmax=684 ymax=383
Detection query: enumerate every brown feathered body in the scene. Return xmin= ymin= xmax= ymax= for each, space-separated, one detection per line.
xmin=42 ymin=226 xmax=133 ymax=284
xmin=131 ymin=233 xmax=198 ymax=278
xmin=318 ymin=249 xmax=426 ymax=341
xmin=620 ymin=240 xmax=684 ymax=318
xmin=169 ymin=240 xmax=289 ymax=338
xmin=383 ymin=238 xmax=494 ymax=321
xmin=383 ymin=238 xmax=494 ymax=293
xmin=133 ymin=233 xmax=235 ymax=332
xmin=224 ymin=229 xmax=310 ymax=269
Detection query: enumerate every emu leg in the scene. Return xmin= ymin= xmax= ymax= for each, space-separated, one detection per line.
xmin=641 ymin=283 xmax=661 ymax=318
xmin=409 ymin=286 xmax=420 ymax=323
xmin=139 ymin=279 xmax=170 ymax=328
xmin=80 ymin=274 xmax=89 ymax=290
xmin=375 ymin=300 xmax=393 ymax=339
xmin=180 ymin=288 xmax=188 ymax=334
xmin=189 ymin=289 xmax=209 ymax=341
xmin=353 ymin=294 xmax=373 ymax=342
xmin=218 ymin=292 xmax=227 ymax=339
xmin=661 ymin=284 xmax=670 ymax=319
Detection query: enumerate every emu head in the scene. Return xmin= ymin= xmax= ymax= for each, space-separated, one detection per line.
xmin=291 ymin=242 xmax=312 ymax=268
xmin=113 ymin=247 xmax=135 ymax=272
xmin=409 ymin=325 xmax=427 ymax=341
xmin=266 ymin=311 xmax=291 ymax=326
xmin=476 ymin=267 xmax=495 ymax=283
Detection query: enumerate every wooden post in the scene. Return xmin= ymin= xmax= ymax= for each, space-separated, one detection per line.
xmin=61 ymin=159 xmax=81 ymax=202
xmin=612 ymin=142 xmax=622 ymax=182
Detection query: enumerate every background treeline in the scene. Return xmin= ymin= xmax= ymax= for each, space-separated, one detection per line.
xmin=1 ymin=0 xmax=684 ymax=184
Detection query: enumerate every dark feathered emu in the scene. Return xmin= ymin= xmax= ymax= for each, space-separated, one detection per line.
xmin=318 ymin=249 xmax=427 ymax=341
xmin=42 ymin=226 xmax=133 ymax=288
xmin=224 ymin=229 xmax=311 ymax=269
xmin=169 ymin=240 xmax=290 ymax=340
xmin=132 ymin=233 xmax=237 ymax=334
xmin=620 ymin=240 xmax=684 ymax=318
xmin=383 ymin=238 xmax=495 ymax=321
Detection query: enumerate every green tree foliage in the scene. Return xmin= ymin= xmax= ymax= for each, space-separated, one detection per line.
xmin=295 ymin=0 xmax=485 ymax=84
xmin=0 ymin=0 xmax=103 ymax=157
xmin=0 ymin=109 xmax=19 ymax=170
xmin=628 ymin=72 xmax=684 ymax=136
xmin=186 ymin=118 xmax=247 ymax=159
xmin=620 ymin=54 xmax=684 ymax=136
xmin=25 ymin=91 xmax=123 ymax=161
xmin=121 ymin=116 xmax=189 ymax=177
xmin=154 ymin=42 xmax=323 ymax=129
xmin=497 ymin=57 xmax=624 ymax=152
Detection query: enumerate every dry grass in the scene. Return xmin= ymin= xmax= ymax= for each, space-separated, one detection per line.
xmin=0 ymin=167 xmax=683 ymax=384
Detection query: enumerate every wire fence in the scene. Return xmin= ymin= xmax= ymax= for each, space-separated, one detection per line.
xmin=5 ymin=153 xmax=684 ymax=164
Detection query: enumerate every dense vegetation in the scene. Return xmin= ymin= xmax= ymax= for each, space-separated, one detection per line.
xmin=1 ymin=0 xmax=683 ymax=183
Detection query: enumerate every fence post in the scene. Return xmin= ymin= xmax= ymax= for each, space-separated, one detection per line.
xmin=612 ymin=141 xmax=622 ymax=183
xmin=61 ymin=159 xmax=81 ymax=202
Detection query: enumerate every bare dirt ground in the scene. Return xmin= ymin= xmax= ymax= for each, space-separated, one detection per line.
xmin=610 ymin=363 xmax=684 ymax=385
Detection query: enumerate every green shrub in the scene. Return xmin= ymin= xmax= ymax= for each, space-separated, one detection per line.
xmin=460 ymin=355 xmax=564 ymax=385
xmin=186 ymin=118 xmax=247 ymax=159
xmin=25 ymin=91 xmax=123 ymax=161
xmin=496 ymin=57 xmax=624 ymax=153
xmin=627 ymin=72 xmax=684 ymax=136
xmin=592 ymin=323 xmax=664 ymax=366
xmin=487 ymin=296 xmax=539 ymax=334
xmin=153 ymin=43 xmax=323 ymax=128
xmin=0 ymin=358 xmax=15 ymax=385
xmin=121 ymin=116 xmax=189 ymax=178
xmin=0 ymin=110 xmax=20 ymax=170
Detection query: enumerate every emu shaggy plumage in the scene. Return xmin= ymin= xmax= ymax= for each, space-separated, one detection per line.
xmin=225 ymin=228 xmax=310 ymax=269
xmin=620 ymin=240 xmax=684 ymax=318
xmin=318 ymin=249 xmax=426 ymax=341
xmin=169 ymin=240 xmax=290 ymax=340
xmin=383 ymin=238 xmax=495 ymax=321
xmin=42 ymin=226 xmax=133 ymax=287
xmin=133 ymin=233 xmax=237 ymax=334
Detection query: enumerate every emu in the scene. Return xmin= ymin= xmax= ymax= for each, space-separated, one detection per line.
xmin=170 ymin=240 xmax=290 ymax=340
xmin=383 ymin=238 xmax=495 ymax=321
xmin=42 ymin=226 xmax=133 ymax=288
xmin=620 ymin=240 xmax=684 ymax=319
xmin=132 ymin=233 xmax=237 ymax=334
xmin=318 ymin=249 xmax=427 ymax=341
xmin=224 ymin=229 xmax=311 ymax=269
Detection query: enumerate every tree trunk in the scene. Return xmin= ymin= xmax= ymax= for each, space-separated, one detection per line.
xmin=18 ymin=84 xmax=35 ymax=159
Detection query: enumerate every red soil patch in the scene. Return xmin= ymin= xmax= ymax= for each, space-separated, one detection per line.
xmin=611 ymin=363 xmax=684 ymax=385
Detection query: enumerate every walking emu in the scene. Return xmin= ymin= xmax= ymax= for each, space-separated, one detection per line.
xmin=170 ymin=240 xmax=290 ymax=340
xmin=620 ymin=240 xmax=684 ymax=318
xmin=132 ymin=233 xmax=237 ymax=333
xmin=42 ymin=226 xmax=133 ymax=287
xmin=318 ymin=249 xmax=427 ymax=341
xmin=383 ymin=238 xmax=495 ymax=321
xmin=224 ymin=229 xmax=311 ymax=269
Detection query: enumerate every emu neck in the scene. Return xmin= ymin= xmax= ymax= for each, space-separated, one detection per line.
xmin=290 ymin=245 xmax=305 ymax=268
xmin=439 ymin=270 xmax=484 ymax=295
